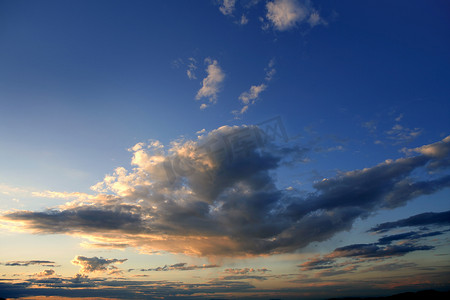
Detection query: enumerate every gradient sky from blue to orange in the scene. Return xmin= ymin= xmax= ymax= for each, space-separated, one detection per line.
xmin=1 ymin=0 xmax=450 ymax=299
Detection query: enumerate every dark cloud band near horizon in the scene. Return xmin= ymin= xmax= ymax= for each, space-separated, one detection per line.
xmin=1 ymin=126 xmax=450 ymax=257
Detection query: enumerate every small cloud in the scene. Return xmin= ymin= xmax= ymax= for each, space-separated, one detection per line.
xmin=224 ymin=268 xmax=270 ymax=274
xmin=240 ymin=14 xmax=249 ymax=25
xmin=239 ymin=84 xmax=267 ymax=105
xmin=3 ymin=260 xmax=57 ymax=267
xmin=362 ymin=120 xmax=377 ymax=133
xmin=80 ymin=242 xmax=129 ymax=250
xmin=71 ymin=256 xmax=127 ymax=273
xmin=307 ymin=10 xmax=326 ymax=27
xmin=233 ymin=60 xmax=275 ymax=117
xmin=265 ymin=0 xmax=322 ymax=31
xmin=186 ymin=57 xmax=197 ymax=80
xmin=219 ymin=0 xmax=236 ymax=16
xmin=36 ymin=269 xmax=56 ymax=277
xmin=369 ymin=210 xmax=450 ymax=233
xmin=196 ymin=58 xmax=225 ymax=108
xmin=140 ymin=263 xmax=219 ymax=272
xmin=386 ymin=124 xmax=422 ymax=144
xmin=265 ymin=59 xmax=276 ymax=81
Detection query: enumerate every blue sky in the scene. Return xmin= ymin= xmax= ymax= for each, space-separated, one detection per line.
xmin=1 ymin=0 xmax=450 ymax=299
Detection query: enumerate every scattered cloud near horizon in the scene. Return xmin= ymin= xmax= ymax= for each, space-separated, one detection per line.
xmin=71 ymin=256 xmax=127 ymax=274
xmin=136 ymin=262 xmax=219 ymax=272
xmin=1 ymin=260 xmax=57 ymax=267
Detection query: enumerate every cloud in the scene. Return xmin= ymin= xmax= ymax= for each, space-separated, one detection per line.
xmin=219 ymin=0 xmax=236 ymax=16
xmin=300 ymin=243 xmax=434 ymax=272
xmin=139 ymin=262 xmax=219 ymax=272
xmin=377 ymin=231 xmax=444 ymax=245
xmin=331 ymin=243 xmax=434 ymax=259
xmin=36 ymin=269 xmax=56 ymax=277
xmin=233 ymin=60 xmax=275 ymax=117
xmin=239 ymin=84 xmax=267 ymax=105
xmin=2 ymin=260 xmax=57 ymax=267
xmin=2 ymin=130 xmax=450 ymax=257
xmin=300 ymin=220 xmax=446 ymax=274
xmin=240 ymin=14 xmax=249 ymax=25
xmin=265 ymin=0 xmax=324 ymax=31
xmin=224 ymin=268 xmax=270 ymax=274
xmin=186 ymin=57 xmax=197 ymax=80
xmin=386 ymin=124 xmax=422 ymax=144
xmin=0 ymin=276 xmax=256 ymax=299
xmin=71 ymin=256 xmax=127 ymax=273
xmin=405 ymin=135 xmax=450 ymax=171
xmin=369 ymin=210 xmax=450 ymax=233
xmin=195 ymin=58 xmax=225 ymax=108
xmin=265 ymin=59 xmax=276 ymax=81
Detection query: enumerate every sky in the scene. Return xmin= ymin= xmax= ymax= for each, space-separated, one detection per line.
xmin=0 ymin=0 xmax=450 ymax=299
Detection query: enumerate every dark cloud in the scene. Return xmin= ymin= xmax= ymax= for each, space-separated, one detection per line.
xmin=332 ymin=243 xmax=433 ymax=258
xmin=2 ymin=260 xmax=57 ymax=267
xmin=300 ymin=242 xmax=433 ymax=272
xmin=377 ymin=231 xmax=444 ymax=245
xmin=300 ymin=224 xmax=442 ymax=273
xmin=2 ymin=128 xmax=450 ymax=256
xmin=71 ymin=256 xmax=127 ymax=273
xmin=370 ymin=210 xmax=450 ymax=233
xmin=139 ymin=263 xmax=219 ymax=272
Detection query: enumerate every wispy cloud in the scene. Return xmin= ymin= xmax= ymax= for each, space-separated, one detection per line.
xmin=196 ymin=58 xmax=225 ymax=109
xmin=386 ymin=124 xmax=422 ymax=144
xmin=233 ymin=60 xmax=275 ymax=117
xmin=138 ymin=262 xmax=219 ymax=272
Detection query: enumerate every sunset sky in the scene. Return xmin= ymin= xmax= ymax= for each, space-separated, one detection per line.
xmin=1 ymin=0 xmax=450 ymax=299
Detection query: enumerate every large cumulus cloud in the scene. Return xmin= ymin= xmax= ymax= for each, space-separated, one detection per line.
xmin=2 ymin=126 xmax=450 ymax=257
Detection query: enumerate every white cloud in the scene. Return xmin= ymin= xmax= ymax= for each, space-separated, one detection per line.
xmin=266 ymin=0 xmax=307 ymax=31
xmin=239 ymin=84 xmax=267 ymax=105
xmin=265 ymin=0 xmax=324 ymax=31
xmin=233 ymin=60 xmax=275 ymax=117
xmin=195 ymin=59 xmax=225 ymax=107
xmin=219 ymin=0 xmax=236 ymax=16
